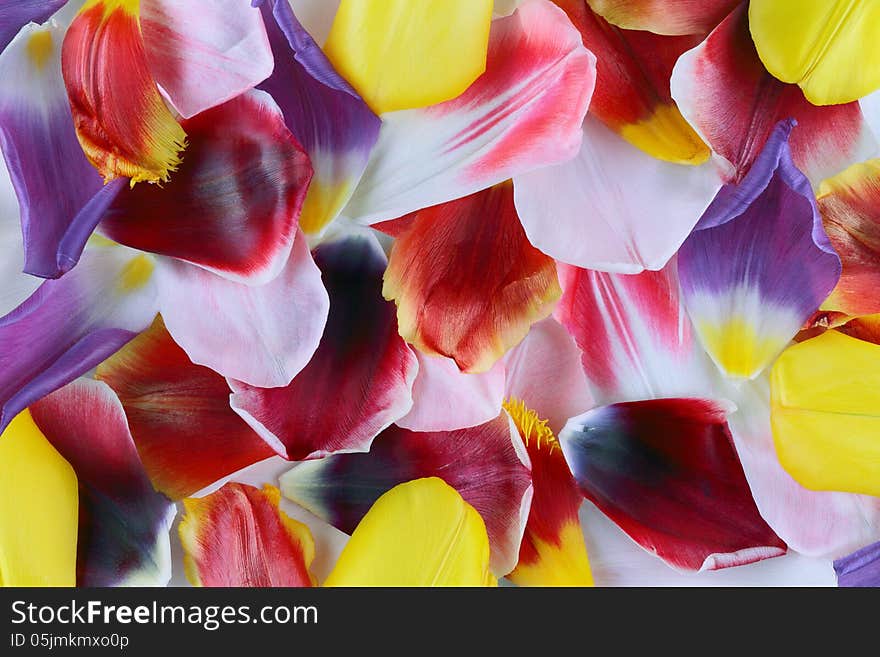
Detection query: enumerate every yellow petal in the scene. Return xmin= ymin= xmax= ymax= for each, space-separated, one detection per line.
xmin=324 ymin=0 xmax=493 ymax=114
xmin=749 ymin=0 xmax=880 ymax=105
xmin=0 ymin=411 xmax=78 ymax=587
xmin=770 ymin=330 xmax=880 ymax=496
xmin=324 ymin=477 xmax=496 ymax=586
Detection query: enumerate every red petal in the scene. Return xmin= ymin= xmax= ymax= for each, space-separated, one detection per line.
xmin=96 ymin=315 xmax=276 ymax=500
xmin=229 ymin=235 xmax=418 ymax=461
xmin=381 ymin=183 xmax=561 ymax=373
xmin=561 ymin=398 xmax=787 ymax=571
xmin=100 ymin=91 xmax=313 ymax=284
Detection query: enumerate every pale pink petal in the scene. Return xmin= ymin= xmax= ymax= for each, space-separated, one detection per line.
xmin=156 ymin=230 xmax=329 ymax=388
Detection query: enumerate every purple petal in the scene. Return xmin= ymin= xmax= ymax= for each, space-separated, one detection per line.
xmin=0 ymin=244 xmax=158 ymax=433
xmin=834 ymin=541 xmax=880 ymax=587
xmin=0 ymin=0 xmax=66 ymax=53
xmin=0 ymin=19 xmax=122 ymax=279
xmin=254 ymin=0 xmax=380 ymax=234
xmin=678 ymin=120 xmax=842 ymax=379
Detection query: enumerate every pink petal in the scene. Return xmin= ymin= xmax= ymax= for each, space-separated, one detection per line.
xmin=156 ymin=228 xmax=328 ymax=388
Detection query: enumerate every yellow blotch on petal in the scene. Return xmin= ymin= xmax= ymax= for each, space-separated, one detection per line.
xmin=0 ymin=411 xmax=79 ymax=587
xmin=324 ymin=478 xmax=496 ymax=587
xmin=324 ymin=0 xmax=493 ymax=114
xmin=26 ymin=30 xmax=54 ymax=71
xmin=509 ymin=523 xmax=594 ymax=587
xmin=618 ymin=104 xmax=711 ymax=166
xmin=749 ymin=0 xmax=880 ymax=105
xmin=697 ymin=316 xmax=782 ymax=379
xmin=770 ymin=330 xmax=880 ymax=496
xmin=298 ymin=178 xmax=352 ymax=236
xmin=116 ymin=254 xmax=155 ymax=293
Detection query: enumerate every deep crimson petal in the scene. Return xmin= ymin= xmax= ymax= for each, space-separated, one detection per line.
xmin=229 ymin=235 xmax=418 ymax=461
xmin=100 ymin=91 xmax=313 ymax=285
xmin=96 ymin=315 xmax=277 ymax=500
xmin=561 ymin=398 xmax=787 ymax=571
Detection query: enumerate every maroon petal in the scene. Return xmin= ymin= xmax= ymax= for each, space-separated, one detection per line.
xmin=229 ymin=235 xmax=418 ymax=461
xmin=560 ymin=397 xmax=786 ymax=571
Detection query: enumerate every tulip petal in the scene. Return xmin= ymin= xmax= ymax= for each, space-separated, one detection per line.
xmin=817 ymin=160 xmax=880 ymax=316
xmin=504 ymin=399 xmax=593 ymax=586
xmin=835 ymin=542 xmax=880 ymax=587
xmin=255 ymin=0 xmax=380 ymax=236
xmin=324 ymin=478 xmax=496 ymax=587
xmin=561 ymin=398 xmax=787 ymax=571
xmin=343 ymin=0 xmax=595 ymax=225
xmin=678 ymin=120 xmax=842 ymax=379
xmin=582 ymin=502 xmax=836 ymax=586
xmin=155 ymin=228 xmax=328 ymax=388
xmin=280 ymin=415 xmax=531 ymax=576
xmin=671 ymin=4 xmax=876 ymax=188
xmin=749 ymin=0 xmax=880 ymax=105
xmin=729 ymin=375 xmax=880 ymax=558
xmin=0 ymin=241 xmax=158 ymax=434
xmin=0 ymin=0 xmax=67 ymax=53
xmin=397 ymin=353 xmax=506 ymax=433
xmin=0 ymin=160 xmax=40 ymax=316
xmin=382 ymin=183 xmax=561 ymax=373
xmin=140 ymin=0 xmax=273 ymax=119
xmin=100 ymin=91 xmax=312 ymax=285
xmin=180 ymin=483 xmax=315 ymax=587
xmin=324 ymin=0 xmax=492 ymax=114
xmin=514 ymin=116 xmax=721 ymax=272
xmin=585 ymin=0 xmax=740 ymax=36
xmin=61 ymin=0 xmax=187 ymax=183
xmin=553 ymin=0 xmax=708 ymax=165
xmin=771 ymin=330 xmax=880 ymax=497
xmin=230 ymin=235 xmax=417 ymax=460
xmin=96 ymin=315 xmax=277 ymax=500
xmin=288 ymin=0 xmax=337 ymax=45
xmin=0 ymin=18 xmax=126 ymax=278
xmin=555 ymin=260 xmax=718 ymax=405
xmin=30 ymin=378 xmax=175 ymax=586
xmin=0 ymin=409 xmax=78 ymax=586
xmin=503 ymin=317 xmax=593 ymax=435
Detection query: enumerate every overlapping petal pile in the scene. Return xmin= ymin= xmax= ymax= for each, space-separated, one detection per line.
xmin=1 ymin=0 xmax=879 ymax=588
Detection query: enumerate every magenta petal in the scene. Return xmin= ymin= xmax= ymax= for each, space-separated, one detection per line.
xmin=0 ymin=19 xmax=124 ymax=279
xmin=280 ymin=415 xmax=532 ymax=575
xmin=229 ymin=235 xmax=418 ymax=460
xmin=0 ymin=245 xmax=158 ymax=433
xmin=561 ymin=398 xmax=787 ymax=571
xmin=30 ymin=378 xmax=176 ymax=586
